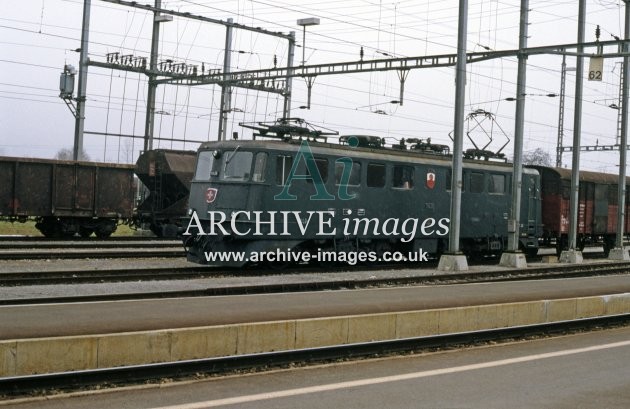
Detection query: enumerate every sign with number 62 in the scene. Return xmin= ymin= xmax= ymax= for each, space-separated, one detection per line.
xmin=588 ymin=56 xmax=603 ymax=81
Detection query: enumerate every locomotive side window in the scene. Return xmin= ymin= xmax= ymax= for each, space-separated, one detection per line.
xmin=335 ymin=161 xmax=361 ymax=186
xmin=252 ymin=152 xmax=268 ymax=182
xmin=367 ymin=163 xmax=386 ymax=187
xmin=470 ymin=172 xmax=485 ymax=193
xmin=392 ymin=165 xmax=414 ymax=189
xmin=488 ymin=174 xmax=505 ymax=194
xmin=222 ymin=150 xmax=253 ymax=181
xmin=306 ymin=157 xmax=329 ymax=183
xmin=194 ymin=151 xmax=215 ymax=180
xmin=276 ymin=155 xmax=293 ymax=185
xmin=446 ymin=169 xmax=451 ymax=191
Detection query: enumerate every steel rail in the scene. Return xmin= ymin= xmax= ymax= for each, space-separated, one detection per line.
xmin=0 ymin=241 xmax=179 ymax=249
xmin=0 ymin=248 xmax=184 ymax=260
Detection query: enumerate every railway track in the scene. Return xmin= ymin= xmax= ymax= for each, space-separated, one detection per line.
xmin=0 ymin=247 xmax=184 ymax=260
xmin=3 ymin=261 xmax=630 ymax=305
xmin=0 ymin=237 xmax=183 ymax=259
xmin=0 ymin=235 xmax=169 ymax=241
xmin=0 ymin=239 xmax=179 ymax=249
xmin=2 ymin=313 xmax=628 ymax=398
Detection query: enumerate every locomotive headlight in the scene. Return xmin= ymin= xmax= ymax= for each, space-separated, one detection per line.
xmin=212 ymin=150 xmax=221 ymax=159
xmin=188 ymin=208 xmax=194 ymax=216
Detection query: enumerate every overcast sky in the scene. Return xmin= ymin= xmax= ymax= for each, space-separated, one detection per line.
xmin=1 ymin=0 xmax=628 ymax=172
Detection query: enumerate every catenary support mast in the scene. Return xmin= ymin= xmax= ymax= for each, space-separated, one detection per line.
xmin=143 ymin=0 xmax=162 ymax=152
xmin=73 ymin=0 xmax=91 ymax=160
xmin=217 ymin=19 xmax=234 ymax=141
xmin=438 ymin=0 xmax=468 ymax=272
xmin=500 ymin=0 xmax=529 ymax=268
xmin=561 ymin=0 xmax=586 ymax=263
xmin=610 ymin=0 xmax=630 ymax=260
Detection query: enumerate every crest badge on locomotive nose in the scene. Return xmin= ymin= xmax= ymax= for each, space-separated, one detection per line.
xmin=206 ymin=188 xmax=218 ymax=203
xmin=426 ymin=171 xmax=436 ymax=189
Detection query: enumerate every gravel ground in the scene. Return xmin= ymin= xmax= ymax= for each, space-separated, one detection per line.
xmin=0 ymin=257 xmax=516 ymax=300
xmin=0 ymin=247 xmax=615 ymax=301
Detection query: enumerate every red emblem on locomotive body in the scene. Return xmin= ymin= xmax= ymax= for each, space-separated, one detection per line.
xmin=426 ymin=171 xmax=436 ymax=189
xmin=205 ymin=188 xmax=218 ymax=203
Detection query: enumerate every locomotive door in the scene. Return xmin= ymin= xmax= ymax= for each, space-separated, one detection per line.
xmin=527 ymin=175 xmax=538 ymax=236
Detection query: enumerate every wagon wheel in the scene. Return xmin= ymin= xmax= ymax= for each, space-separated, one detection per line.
xmin=577 ymin=237 xmax=586 ymax=252
xmin=95 ymin=229 xmax=112 ymax=239
xmin=36 ymin=219 xmax=62 ymax=238
xmin=555 ymin=236 xmax=568 ymax=257
xmin=603 ymin=236 xmax=615 ymax=257
xmin=79 ymin=227 xmax=93 ymax=238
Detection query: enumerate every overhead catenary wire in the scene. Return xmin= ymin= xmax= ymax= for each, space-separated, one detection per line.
xmin=1 ymin=0 xmax=626 ymax=164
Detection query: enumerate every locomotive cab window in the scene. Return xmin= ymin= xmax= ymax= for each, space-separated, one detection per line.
xmin=306 ymin=157 xmax=329 ymax=183
xmin=222 ymin=150 xmax=253 ymax=181
xmin=276 ymin=155 xmax=294 ymax=185
xmin=194 ymin=151 xmax=216 ymax=180
xmin=335 ymin=160 xmax=361 ymax=186
xmin=488 ymin=174 xmax=506 ymax=194
xmin=367 ymin=163 xmax=386 ymax=188
xmin=392 ymin=165 xmax=414 ymax=189
xmin=252 ymin=152 xmax=268 ymax=182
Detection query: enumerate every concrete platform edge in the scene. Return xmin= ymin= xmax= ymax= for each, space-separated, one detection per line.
xmin=2 ymin=293 xmax=629 ymax=377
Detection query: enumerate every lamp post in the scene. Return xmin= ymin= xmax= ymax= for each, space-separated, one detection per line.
xmin=297 ymin=17 xmax=320 ymax=66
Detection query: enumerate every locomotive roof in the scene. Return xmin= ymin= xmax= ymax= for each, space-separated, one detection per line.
xmin=198 ymin=139 xmax=539 ymax=175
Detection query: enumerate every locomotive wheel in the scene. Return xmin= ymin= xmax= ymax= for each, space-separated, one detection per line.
xmin=517 ymin=241 xmax=539 ymax=258
xmin=372 ymin=240 xmax=393 ymax=263
xmin=524 ymin=247 xmax=538 ymax=258
xmin=265 ymin=260 xmax=291 ymax=270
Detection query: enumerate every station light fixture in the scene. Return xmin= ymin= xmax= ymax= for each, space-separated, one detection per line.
xmin=297 ymin=17 xmax=320 ymax=66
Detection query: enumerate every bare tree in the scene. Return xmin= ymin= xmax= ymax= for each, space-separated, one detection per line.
xmin=523 ymin=148 xmax=552 ymax=167
xmin=55 ymin=148 xmax=91 ymax=161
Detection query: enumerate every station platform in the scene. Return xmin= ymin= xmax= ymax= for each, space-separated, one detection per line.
xmin=1 ymin=270 xmax=630 ymax=378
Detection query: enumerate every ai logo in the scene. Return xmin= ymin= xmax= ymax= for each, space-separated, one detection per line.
xmin=206 ymin=188 xmax=218 ymax=203
xmin=426 ymin=170 xmax=436 ymax=189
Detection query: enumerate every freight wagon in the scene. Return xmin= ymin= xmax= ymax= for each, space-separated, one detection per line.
xmin=134 ymin=149 xmax=196 ymax=237
xmin=533 ymin=166 xmax=630 ymax=255
xmin=0 ymin=156 xmax=135 ymax=238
